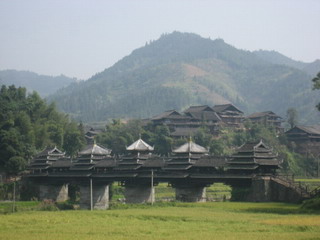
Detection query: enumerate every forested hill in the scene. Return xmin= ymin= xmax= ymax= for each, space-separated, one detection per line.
xmin=0 ymin=70 xmax=77 ymax=97
xmin=49 ymin=32 xmax=320 ymax=123
xmin=253 ymin=50 xmax=320 ymax=76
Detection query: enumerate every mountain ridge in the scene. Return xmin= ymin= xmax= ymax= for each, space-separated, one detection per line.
xmin=0 ymin=69 xmax=77 ymax=97
xmin=46 ymin=32 xmax=320 ymax=123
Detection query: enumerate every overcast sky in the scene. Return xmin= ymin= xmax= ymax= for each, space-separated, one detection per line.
xmin=0 ymin=0 xmax=319 ymax=79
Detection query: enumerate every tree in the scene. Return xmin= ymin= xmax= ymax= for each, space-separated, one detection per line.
xmin=63 ymin=123 xmax=85 ymax=158
xmin=312 ymin=72 xmax=320 ymax=110
xmin=286 ymin=108 xmax=298 ymax=129
xmin=5 ymin=156 xmax=26 ymax=175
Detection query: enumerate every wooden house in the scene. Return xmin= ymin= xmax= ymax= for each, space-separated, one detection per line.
xmin=246 ymin=111 xmax=283 ymax=132
xmin=285 ymin=125 xmax=320 ymax=156
xmin=212 ymin=104 xmax=244 ymax=128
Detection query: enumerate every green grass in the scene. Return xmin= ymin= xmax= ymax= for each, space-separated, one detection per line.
xmin=112 ymin=183 xmax=231 ymax=202
xmin=0 ymin=202 xmax=319 ymax=240
xmin=0 ymin=201 xmax=39 ymax=213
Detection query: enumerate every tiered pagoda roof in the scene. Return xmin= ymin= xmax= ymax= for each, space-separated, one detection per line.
xmin=29 ymin=146 xmax=67 ymax=171
xmin=84 ymin=127 xmax=102 ymax=143
xmin=227 ymin=140 xmax=280 ymax=173
xmin=117 ymin=138 xmax=157 ymax=171
xmin=165 ymin=140 xmax=209 ymax=170
xmin=71 ymin=143 xmax=112 ymax=171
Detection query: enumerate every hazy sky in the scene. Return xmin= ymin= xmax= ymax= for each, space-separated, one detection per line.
xmin=0 ymin=0 xmax=319 ymax=79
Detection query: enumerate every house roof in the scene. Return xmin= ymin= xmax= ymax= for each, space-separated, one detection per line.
xmin=151 ymin=110 xmax=186 ymax=120
xmin=78 ymin=143 xmax=111 ymax=156
xmin=173 ymin=140 xmax=208 ymax=154
xmin=185 ymin=111 xmax=221 ymax=122
xmin=247 ymin=111 xmax=282 ymax=119
xmin=212 ymin=104 xmax=243 ymax=114
xmin=286 ymin=125 xmax=320 ymax=135
xmin=184 ymin=105 xmax=215 ymax=113
xmin=126 ymin=138 xmax=154 ymax=151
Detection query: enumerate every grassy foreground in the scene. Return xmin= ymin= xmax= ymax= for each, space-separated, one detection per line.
xmin=0 ymin=202 xmax=320 ymax=240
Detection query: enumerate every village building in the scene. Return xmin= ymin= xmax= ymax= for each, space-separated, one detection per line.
xmin=212 ymin=103 xmax=244 ymax=128
xmin=285 ymin=125 xmax=320 ymax=156
xmin=150 ymin=110 xmax=190 ymax=128
xmin=246 ymin=111 xmax=283 ymax=132
xmin=150 ymin=105 xmax=223 ymax=138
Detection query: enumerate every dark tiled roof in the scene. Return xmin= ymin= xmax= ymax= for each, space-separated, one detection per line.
xmin=142 ymin=158 xmax=165 ymax=167
xmin=94 ymin=160 xmax=117 ymax=168
xmin=247 ymin=111 xmax=282 ymax=119
xmin=51 ymin=159 xmax=72 ymax=168
xmin=151 ymin=110 xmax=186 ymax=120
xmin=35 ymin=146 xmax=65 ymax=158
xmin=237 ymin=140 xmax=268 ymax=152
xmin=286 ymin=125 xmax=320 ymax=135
xmin=185 ymin=111 xmax=221 ymax=122
xmin=184 ymin=105 xmax=215 ymax=113
xmin=212 ymin=104 xmax=243 ymax=114
xmin=194 ymin=156 xmax=227 ymax=167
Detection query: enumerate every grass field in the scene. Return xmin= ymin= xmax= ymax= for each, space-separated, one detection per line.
xmin=112 ymin=183 xmax=232 ymax=202
xmin=0 ymin=201 xmax=319 ymax=240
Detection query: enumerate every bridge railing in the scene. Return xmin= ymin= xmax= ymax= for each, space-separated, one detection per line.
xmin=270 ymin=174 xmax=310 ymax=198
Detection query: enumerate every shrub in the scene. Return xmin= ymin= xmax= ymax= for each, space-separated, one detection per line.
xmin=38 ymin=199 xmax=58 ymax=211
xmin=301 ymin=197 xmax=320 ymax=211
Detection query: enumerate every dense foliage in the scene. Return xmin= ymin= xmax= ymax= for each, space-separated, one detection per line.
xmin=0 ymin=85 xmax=85 ymax=174
xmin=49 ymin=32 xmax=318 ymax=123
xmin=312 ymin=72 xmax=320 ymax=111
xmin=96 ymin=119 xmax=312 ymax=176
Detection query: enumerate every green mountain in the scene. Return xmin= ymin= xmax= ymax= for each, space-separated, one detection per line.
xmin=49 ymin=32 xmax=320 ymax=124
xmin=0 ymin=70 xmax=77 ymax=97
xmin=253 ymin=50 xmax=320 ymax=76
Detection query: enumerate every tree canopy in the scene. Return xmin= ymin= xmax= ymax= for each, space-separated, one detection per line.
xmin=0 ymin=85 xmax=84 ymax=174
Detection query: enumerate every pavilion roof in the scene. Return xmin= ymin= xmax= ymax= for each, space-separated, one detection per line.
xmin=126 ymin=138 xmax=154 ymax=151
xmin=173 ymin=140 xmax=208 ymax=154
xmin=35 ymin=146 xmax=65 ymax=158
xmin=78 ymin=143 xmax=111 ymax=156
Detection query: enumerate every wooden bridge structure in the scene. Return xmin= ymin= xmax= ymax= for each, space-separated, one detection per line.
xmin=27 ymin=139 xmax=313 ymax=209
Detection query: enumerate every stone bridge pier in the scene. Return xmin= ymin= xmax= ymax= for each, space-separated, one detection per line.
xmin=79 ymin=180 xmax=110 ymax=210
xmin=174 ymin=184 xmax=207 ymax=202
xmin=39 ymin=183 xmax=69 ymax=202
xmin=124 ymin=183 xmax=155 ymax=204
